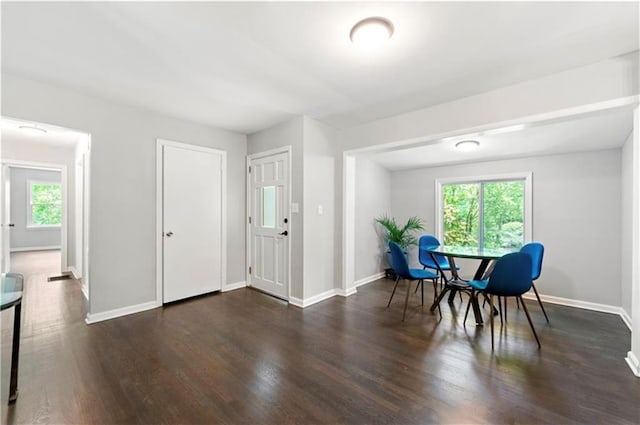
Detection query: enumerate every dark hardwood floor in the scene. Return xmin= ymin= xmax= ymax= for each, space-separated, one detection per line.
xmin=2 ymin=255 xmax=639 ymax=424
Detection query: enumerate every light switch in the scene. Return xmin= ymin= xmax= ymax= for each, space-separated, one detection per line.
xmin=317 ymin=205 xmax=324 ymax=215
xmin=291 ymin=202 xmax=299 ymax=213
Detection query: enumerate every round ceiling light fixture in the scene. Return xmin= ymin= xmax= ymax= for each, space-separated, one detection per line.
xmin=455 ymin=140 xmax=480 ymax=152
xmin=350 ymin=17 xmax=394 ymax=50
xmin=18 ymin=125 xmax=47 ymax=136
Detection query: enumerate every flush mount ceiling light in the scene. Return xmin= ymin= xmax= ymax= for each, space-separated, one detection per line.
xmin=350 ymin=17 xmax=394 ymax=50
xmin=18 ymin=125 xmax=47 ymax=136
xmin=455 ymin=140 xmax=480 ymax=152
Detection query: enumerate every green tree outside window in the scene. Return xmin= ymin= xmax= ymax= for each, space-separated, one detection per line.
xmin=443 ymin=180 xmax=524 ymax=248
xmin=30 ymin=182 xmax=62 ymax=226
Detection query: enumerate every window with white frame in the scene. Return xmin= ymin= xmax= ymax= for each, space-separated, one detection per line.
xmin=435 ymin=173 xmax=532 ymax=249
xmin=28 ymin=181 xmax=62 ymax=227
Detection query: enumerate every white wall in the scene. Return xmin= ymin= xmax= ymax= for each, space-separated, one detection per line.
xmin=355 ymin=158 xmax=391 ymax=281
xmin=390 ymin=149 xmax=622 ymax=307
xmin=9 ymin=167 xmax=62 ymax=250
xmin=247 ymin=116 xmax=341 ymax=301
xmin=302 ymin=117 xmax=337 ymax=298
xmin=622 ymin=131 xmax=634 ymax=318
xmin=3 ymin=136 xmax=76 ymax=266
xmin=2 ymin=74 xmax=247 ymax=316
xmin=247 ymin=117 xmax=304 ymax=299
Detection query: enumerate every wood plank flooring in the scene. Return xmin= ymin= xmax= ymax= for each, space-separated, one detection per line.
xmin=2 ymin=253 xmax=639 ymax=424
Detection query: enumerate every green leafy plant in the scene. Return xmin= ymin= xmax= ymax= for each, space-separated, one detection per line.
xmin=375 ymin=215 xmax=425 ymax=250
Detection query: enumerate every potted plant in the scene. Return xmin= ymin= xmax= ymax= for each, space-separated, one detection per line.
xmin=376 ymin=214 xmax=425 ymax=250
xmin=375 ymin=215 xmax=425 ymax=278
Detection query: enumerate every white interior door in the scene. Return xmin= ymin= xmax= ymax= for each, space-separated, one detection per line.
xmin=162 ymin=143 xmax=225 ymax=303
xmin=249 ymin=151 xmax=289 ymax=299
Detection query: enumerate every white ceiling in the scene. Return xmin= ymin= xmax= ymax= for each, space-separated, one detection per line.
xmin=362 ymin=106 xmax=634 ymax=171
xmin=2 ymin=2 xmax=638 ymax=134
xmin=1 ymin=117 xmax=84 ymax=148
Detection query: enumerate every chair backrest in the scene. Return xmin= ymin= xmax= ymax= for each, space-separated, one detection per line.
xmin=389 ymin=242 xmax=411 ymax=279
xmin=485 ymin=252 xmax=533 ymax=297
xmin=520 ymin=242 xmax=544 ymax=281
xmin=418 ymin=235 xmax=443 ymax=268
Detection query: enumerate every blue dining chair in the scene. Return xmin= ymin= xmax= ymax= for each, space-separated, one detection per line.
xmin=388 ymin=242 xmax=440 ymax=321
xmin=418 ymin=235 xmax=459 ymax=279
xmin=520 ymin=242 xmax=548 ymax=322
xmin=463 ymin=252 xmax=540 ymax=349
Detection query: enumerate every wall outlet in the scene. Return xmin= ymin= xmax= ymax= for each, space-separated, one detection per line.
xmin=291 ymin=202 xmax=299 ymax=213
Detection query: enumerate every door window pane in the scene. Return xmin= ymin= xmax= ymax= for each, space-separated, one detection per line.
xmin=262 ymin=186 xmax=276 ymax=228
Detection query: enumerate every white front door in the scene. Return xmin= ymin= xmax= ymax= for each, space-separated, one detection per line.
xmin=248 ymin=150 xmax=289 ymax=300
xmin=162 ymin=143 xmax=225 ymax=303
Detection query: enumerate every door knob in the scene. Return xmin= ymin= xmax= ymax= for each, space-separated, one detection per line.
xmin=8 ymin=224 xmax=14 ymax=227
xmin=166 ymin=231 xmax=173 ymax=237
xmin=279 ymin=230 xmax=288 ymax=236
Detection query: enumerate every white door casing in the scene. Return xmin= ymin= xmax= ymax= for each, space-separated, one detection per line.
xmin=1 ymin=165 xmax=10 ymax=273
xmin=247 ymin=149 xmax=290 ymax=300
xmin=159 ymin=140 xmax=226 ymax=303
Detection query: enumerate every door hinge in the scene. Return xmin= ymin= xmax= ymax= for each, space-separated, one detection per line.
xmin=249 ymin=266 xmax=252 ymax=275
xmin=249 ymin=216 xmax=252 ymax=224
xmin=248 ymin=166 xmax=252 ymax=173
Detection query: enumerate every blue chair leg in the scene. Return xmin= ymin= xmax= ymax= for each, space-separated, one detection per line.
xmin=531 ymin=283 xmax=549 ymax=322
xmin=463 ymin=289 xmax=474 ymax=326
xmin=490 ymin=294 xmax=495 ymax=351
xmin=387 ymin=276 xmax=400 ymax=308
xmin=432 ymin=279 xmax=442 ymax=318
xmin=402 ymin=279 xmax=412 ymax=322
xmin=519 ymin=296 xmax=541 ymax=348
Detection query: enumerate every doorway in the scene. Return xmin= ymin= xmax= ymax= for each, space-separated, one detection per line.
xmin=0 ymin=116 xmax=91 ymax=311
xmin=246 ymin=147 xmax=291 ymax=300
xmin=156 ymin=139 xmax=227 ymax=304
xmin=3 ymin=163 xmax=66 ymax=275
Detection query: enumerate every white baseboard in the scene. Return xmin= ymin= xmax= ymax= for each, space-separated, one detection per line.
xmin=625 ymin=351 xmax=640 ymax=377
xmin=10 ymin=245 xmax=61 ymax=252
xmin=81 ymin=283 xmax=89 ymax=301
xmin=67 ymin=266 xmax=80 ymax=280
xmin=222 ymin=281 xmax=246 ymax=292
xmin=85 ymin=301 xmax=158 ymax=324
xmin=620 ymin=310 xmax=632 ymax=332
xmin=354 ymin=272 xmax=385 ymax=288
xmin=289 ymin=288 xmax=338 ymax=308
xmin=336 ymin=287 xmax=357 ymax=297
xmin=289 ymin=296 xmax=304 ymax=308
xmin=522 ymin=292 xmax=632 ymax=331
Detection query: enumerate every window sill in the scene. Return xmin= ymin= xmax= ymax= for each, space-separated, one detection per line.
xmin=26 ymin=225 xmax=61 ymax=230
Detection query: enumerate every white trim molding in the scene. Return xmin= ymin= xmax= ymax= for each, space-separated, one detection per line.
xmin=67 ymin=266 xmax=80 ymax=280
xmin=342 ymin=154 xmax=356 ymax=295
xmin=222 ymin=281 xmax=246 ymax=292
xmin=522 ymin=292 xmax=632 ymax=331
xmin=336 ymin=287 xmax=358 ymax=297
xmin=10 ymin=245 xmax=61 ymax=252
xmin=85 ymin=301 xmax=158 ymax=324
xmin=626 ymin=351 xmax=640 ymax=377
xmin=289 ymin=288 xmax=338 ymax=308
xmin=355 ymin=272 xmax=386 ymax=288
